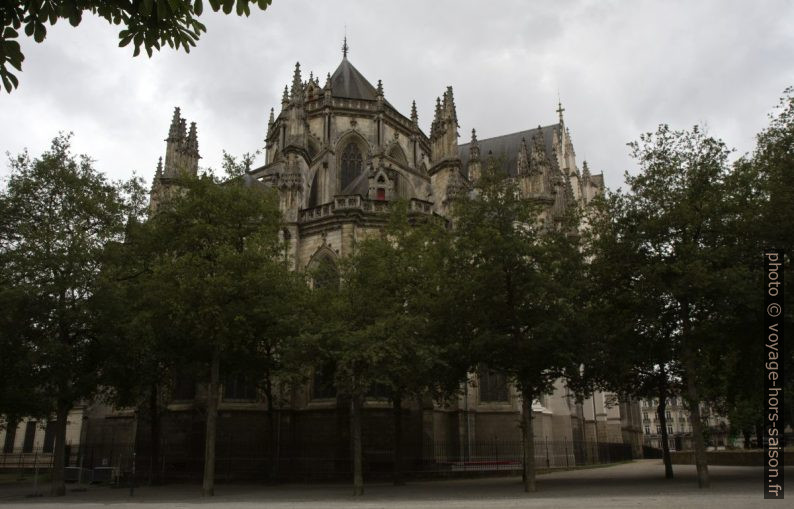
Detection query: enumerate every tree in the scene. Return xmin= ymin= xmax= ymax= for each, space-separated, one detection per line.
xmin=746 ymin=88 xmax=794 ymax=430
xmin=93 ymin=215 xmax=191 ymax=485
xmin=618 ymin=124 xmax=739 ymax=488
xmin=144 ymin=174 xmax=283 ymax=496
xmin=237 ymin=250 xmax=309 ymax=479
xmin=707 ymin=87 xmax=794 ymax=440
xmin=0 ymin=134 xmax=145 ymax=495
xmin=449 ymin=163 xmax=585 ymax=492
xmin=352 ymin=204 xmax=459 ymax=487
xmin=583 ymin=192 xmax=683 ymax=478
xmin=307 ymin=203 xmax=459 ymax=494
xmin=0 ymin=0 xmax=274 ymax=93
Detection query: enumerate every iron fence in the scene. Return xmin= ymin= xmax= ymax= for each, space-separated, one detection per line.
xmin=0 ymin=437 xmax=635 ymax=483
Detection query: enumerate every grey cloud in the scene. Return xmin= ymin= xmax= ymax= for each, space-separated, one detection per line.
xmin=1 ymin=0 xmax=792 ymax=194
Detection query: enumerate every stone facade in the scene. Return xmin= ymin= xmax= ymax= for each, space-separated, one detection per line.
xmin=137 ymin=46 xmax=642 ymax=470
xmin=640 ymin=397 xmax=734 ymax=451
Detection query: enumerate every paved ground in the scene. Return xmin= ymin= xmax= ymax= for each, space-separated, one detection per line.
xmin=0 ymin=460 xmax=786 ymax=508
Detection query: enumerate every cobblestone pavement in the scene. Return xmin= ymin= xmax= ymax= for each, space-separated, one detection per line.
xmin=0 ymin=460 xmax=786 ymax=508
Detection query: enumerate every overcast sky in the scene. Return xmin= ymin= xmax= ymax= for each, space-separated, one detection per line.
xmin=1 ymin=0 xmax=792 ymax=192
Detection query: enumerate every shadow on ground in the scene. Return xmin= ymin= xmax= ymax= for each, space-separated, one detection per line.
xmin=0 ymin=460 xmax=787 ymax=508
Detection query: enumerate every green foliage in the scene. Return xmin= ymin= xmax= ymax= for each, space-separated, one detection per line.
xmin=582 ymin=190 xmax=683 ymax=402
xmin=0 ymin=0 xmax=274 ymax=93
xmin=221 ymin=149 xmax=260 ymax=179
xmin=310 ymin=202 xmax=457 ymax=402
xmin=142 ymin=173 xmax=285 ymax=377
xmin=713 ymin=88 xmax=794 ymax=430
xmin=0 ymin=131 xmax=145 ymax=490
xmin=449 ymin=162 xmax=584 ymax=398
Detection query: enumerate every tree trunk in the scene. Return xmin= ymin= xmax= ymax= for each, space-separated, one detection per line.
xmin=202 ymin=351 xmax=220 ymax=497
xmin=149 ymin=383 xmax=161 ymax=485
xmin=521 ymin=387 xmax=536 ymax=492
xmin=656 ymin=390 xmax=673 ymax=479
xmin=265 ymin=374 xmax=278 ymax=480
xmin=392 ymin=392 xmax=404 ymax=486
xmin=50 ymin=401 xmax=71 ymax=496
xmin=681 ymin=299 xmax=710 ymax=488
xmin=351 ymin=393 xmax=364 ymax=496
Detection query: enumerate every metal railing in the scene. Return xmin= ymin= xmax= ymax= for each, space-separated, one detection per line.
xmin=0 ymin=437 xmax=635 ymax=483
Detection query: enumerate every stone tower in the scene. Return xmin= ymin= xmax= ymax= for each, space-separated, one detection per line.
xmin=149 ymin=107 xmax=200 ymax=213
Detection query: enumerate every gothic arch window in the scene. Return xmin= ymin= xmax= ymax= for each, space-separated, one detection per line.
xmin=479 ymin=365 xmax=509 ymax=402
xmin=388 ymin=144 xmax=408 ymax=166
xmin=309 ymin=250 xmax=339 ymax=290
xmin=340 ymin=142 xmax=363 ymax=192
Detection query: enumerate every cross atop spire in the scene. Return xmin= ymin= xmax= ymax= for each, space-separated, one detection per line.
xmin=342 ymin=36 xmax=349 ymax=58
xmin=556 ymin=97 xmax=565 ymax=124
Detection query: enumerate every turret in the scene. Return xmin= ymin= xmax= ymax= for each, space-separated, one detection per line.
xmin=528 ymin=126 xmax=552 ymax=196
xmin=468 ymin=128 xmax=481 ymax=183
xmin=324 ymin=72 xmax=332 ymax=104
xmin=183 ymin=121 xmax=200 ymax=176
xmin=163 ymin=107 xmax=183 ymax=177
xmin=290 ymin=61 xmax=303 ymax=105
xmin=284 ymin=62 xmax=309 ymax=152
xmin=430 ymin=86 xmax=459 ymax=163
xmin=517 ymin=137 xmax=530 ymax=176
xmin=266 ymin=107 xmax=275 ymax=145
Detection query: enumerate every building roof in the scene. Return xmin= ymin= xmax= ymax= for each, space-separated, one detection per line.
xmin=458 ymin=124 xmax=561 ymax=178
xmin=330 ymin=57 xmax=380 ymax=101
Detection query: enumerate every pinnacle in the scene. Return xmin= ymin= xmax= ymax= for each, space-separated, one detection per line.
xmin=167 ymin=106 xmax=182 ymax=139
xmin=291 ymin=62 xmax=302 ymax=96
xmin=186 ymin=121 xmax=199 ymax=156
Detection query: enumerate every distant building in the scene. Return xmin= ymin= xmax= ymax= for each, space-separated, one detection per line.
xmin=640 ymin=397 xmax=734 ymax=450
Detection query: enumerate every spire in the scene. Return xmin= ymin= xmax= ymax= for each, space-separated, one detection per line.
xmin=517 ymin=137 xmax=530 ymax=175
xmin=163 ymin=107 xmax=183 ymax=178
xmin=430 ymin=96 xmax=442 ymax=139
xmin=167 ymin=107 xmax=181 ymax=140
xmin=444 ymin=86 xmax=458 ymax=125
xmin=290 ymin=62 xmax=302 ymax=100
xmin=410 ymin=100 xmax=418 ymax=125
xmin=178 ymin=117 xmax=187 ymax=143
xmin=282 ymin=85 xmax=289 ymax=107
xmin=376 ymin=79 xmax=383 ymax=97
xmin=186 ymin=121 xmax=199 ymax=155
xmin=266 ymin=107 xmax=275 ymax=142
xmin=556 ymin=99 xmax=565 ymax=125
xmin=324 ymin=72 xmax=332 ymax=91
xmin=469 ymin=128 xmax=480 ymax=160
xmin=582 ymin=160 xmax=590 ymax=178
xmin=342 ymin=36 xmax=349 ymax=58
xmin=155 ymin=156 xmax=163 ymax=178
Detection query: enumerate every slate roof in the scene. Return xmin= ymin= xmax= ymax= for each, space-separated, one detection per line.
xmin=330 ymin=57 xmax=380 ymax=101
xmin=458 ymin=124 xmax=561 ymax=178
